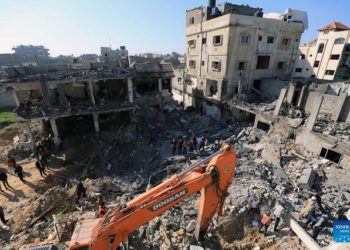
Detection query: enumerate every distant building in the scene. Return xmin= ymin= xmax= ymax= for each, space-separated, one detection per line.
xmin=12 ymin=45 xmax=49 ymax=59
xmin=176 ymin=0 xmax=307 ymax=117
xmin=293 ymin=21 xmax=350 ymax=81
xmin=79 ymin=54 xmax=99 ymax=63
xmin=138 ymin=53 xmax=162 ymax=58
xmin=100 ymin=46 xmax=128 ymax=67
xmin=0 ymin=45 xmax=50 ymax=68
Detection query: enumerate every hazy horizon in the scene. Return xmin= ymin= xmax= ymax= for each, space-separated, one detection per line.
xmin=1 ymin=0 xmax=349 ymax=57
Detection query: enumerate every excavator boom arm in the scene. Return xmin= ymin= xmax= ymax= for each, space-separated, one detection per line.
xmin=69 ymin=144 xmax=236 ymax=250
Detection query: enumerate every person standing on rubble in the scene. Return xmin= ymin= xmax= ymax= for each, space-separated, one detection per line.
xmin=299 ymin=196 xmax=316 ymax=219
xmin=7 ymin=156 xmax=16 ymax=174
xmin=248 ymin=184 xmax=260 ymax=210
xmin=259 ymin=211 xmax=272 ymax=236
xmin=76 ymin=178 xmax=87 ymax=204
xmin=182 ymin=142 xmax=187 ymax=155
xmin=40 ymin=145 xmax=50 ymax=166
xmin=0 ymin=206 xmax=8 ymax=225
xmin=96 ymin=196 xmax=104 ymax=214
xmin=170 ymin=137 xmax=177 ymax=155
xmin=35 ymin=157 xmax=46 ymax=178
xmin=191 ymin=134 xmax=197 ymax=151
xmin=312 ymin=213 xmax=328 ymax=240
xmin=0 ymin=171 xmax=11 ymax=190
xmin=188 ymin=138 xmax=194 ymax=153
xmin=305 ymin=198 xmax=319 ymax=228
xmin=98 ymin=201 xmax=107 ymax=218
xmin=14 ymin=164 xmax=24 ymax=182
xmin=311 ymin=191 xmax=325 ymax=213
xmin=177 ymin=137 xmax=184 ymax=154
xmin=273 ymin=201 xmax=284 ymax=231
xmin=199 ymin=136 xmax=206 ymax=152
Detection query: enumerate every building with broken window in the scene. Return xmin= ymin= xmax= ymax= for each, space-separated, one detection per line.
xmin=179 ymin=1 xmax=307 ymax=118
xmin=294 ymin=22 xmax=350 ymax=81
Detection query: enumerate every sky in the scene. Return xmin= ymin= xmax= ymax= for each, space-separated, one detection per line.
xmin=0 ymin=0 xmax=349 ymax=57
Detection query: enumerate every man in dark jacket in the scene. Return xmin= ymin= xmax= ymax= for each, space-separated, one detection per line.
xmin=76 ymin=179 xmax=86 ymax=204
xmin=312 ymin=214 xmax=328 ymax=240
xmin=191 ymin=134 xmax=197 ymax=151
xmin=0 ymin=171 xmax=11 ymax=189
xmin=35 ymin=158 xmax=46 ymax=177
xmin=170 ymin=137 xmax=177 ymax=155
xmin=14 ymin=164 xmax=24 ymax=182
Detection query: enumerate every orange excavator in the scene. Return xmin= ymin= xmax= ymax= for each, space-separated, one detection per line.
xmin=21 ymin=144 xmax=236 ymax=250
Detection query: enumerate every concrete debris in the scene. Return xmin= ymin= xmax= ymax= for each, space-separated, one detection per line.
xmin=0 ymin=82 xmax=349 ymax=250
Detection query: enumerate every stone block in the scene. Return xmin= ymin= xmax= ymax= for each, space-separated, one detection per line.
xmin=298 ymin=168 xmax=315 ymax=190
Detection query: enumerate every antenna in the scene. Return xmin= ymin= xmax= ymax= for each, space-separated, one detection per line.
xmin=108 ymin=36 xmax=111 ymax=49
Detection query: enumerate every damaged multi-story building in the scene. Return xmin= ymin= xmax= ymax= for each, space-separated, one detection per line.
xmin=0 ymin=45 xmax=50 ymax=68
xmin=293 ymin=21 xmax=350 ymax=80
xmin=0 ymin=53 xmax=173 ymax=146
xmin=172 ymin=0 xmax=308 ymax=118
xmin=100 ymin=46 xmax=129 ymax=67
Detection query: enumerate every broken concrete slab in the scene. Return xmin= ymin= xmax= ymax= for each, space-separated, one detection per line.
xmin=298 ymin=168 xmax=315 ymax=190
xmin=332 ymin=92 xmax=347 ymax=122
xmin=306 ymin=95 xmax=324 ymax=131
xmin=273 ymin=88 xmax=287 ymax=116
xmin=290 ymin=217 xmax=321 ymax=250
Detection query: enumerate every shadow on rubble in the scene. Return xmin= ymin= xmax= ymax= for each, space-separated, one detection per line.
xmin=9 ymin=188 xmax=26 ymax=199
xmin=46 ymin=156 xmax=66 ymax=170
xmin=22 ymin=179 xmax=38 ymax=190
xmin=0 ymin=189 xmax=19 ymax=202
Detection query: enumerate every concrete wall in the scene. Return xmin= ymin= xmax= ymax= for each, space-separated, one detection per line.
xmin=295 ymin=129 xmax=350 ymax=167
xmin=203 ymin=101 xmax=221 ymax=119
xmin=230 ymin=106 xmax=256 ymax=122
xmin=258 ymin=78 xmax=290 ymax=99
xmin=340 ymin=96 xmax=350 ymax=122
xmin=0 ymin=90 xmax=16 ymax=107
xmin=304 ymin=92 xmax=344 ymax=116
xmin=63 ymin=84 xmax=87 ymax=99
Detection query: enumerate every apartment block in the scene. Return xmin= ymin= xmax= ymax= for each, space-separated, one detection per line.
xmin=294 ymin=22 xmax=350 ymax=80
xmin=100 ymin=46 xmax=128 ymax=67
xmin=181 ymin=0 xmax=307 ymax=118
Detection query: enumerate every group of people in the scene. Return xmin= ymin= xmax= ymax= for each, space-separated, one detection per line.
xmin=170 ymin=134 xmax=206 ymax=155
xmin=246 ymin=184 xmax=330 ymax=241
xmin=0 ymin=135 xmax=53 ymax=192
xmin=258 ymin=201 xmax=285 ymax=236
xmin=75 ymin=179 xmax=106 ymax=218
xmin=299 ymin=192 xmax=328 ymax=240
xmin=0 ymin=156 xmax=21 ymax=191
xmin=2 ymin=154 xmax=48 ymax=190
xmin=246 ymin=184 xmax=285 ymax=236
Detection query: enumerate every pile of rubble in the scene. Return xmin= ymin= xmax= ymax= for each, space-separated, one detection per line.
xmin=1 ymin=103 xmax=349 ymax=250
xmin=313 ymin=114 xmax=350 ymax=140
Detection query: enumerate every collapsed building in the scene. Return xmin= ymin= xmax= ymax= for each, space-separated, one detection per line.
xmin=0 ymin=59 xmax=173 ymax=144
xmin=229 ymin=80 xmax=350 ymax=166
xmin=0 ymin=3 xmax=349 ymax=250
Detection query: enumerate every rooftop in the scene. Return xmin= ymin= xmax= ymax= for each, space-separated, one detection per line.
xmin=318 ymin=21 xmax=350 ymax=31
